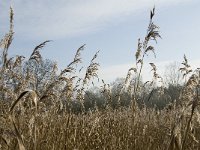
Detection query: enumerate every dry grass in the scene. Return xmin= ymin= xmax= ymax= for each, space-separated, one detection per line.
xmin=1 ymin=7 xmax=200 ymax=150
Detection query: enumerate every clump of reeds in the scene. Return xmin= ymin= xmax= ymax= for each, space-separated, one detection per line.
xmin=1 ymin=6 xmax=200 ymax=150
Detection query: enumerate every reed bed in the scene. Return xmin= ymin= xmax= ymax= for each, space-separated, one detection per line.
xmin=1 ymin=7 xmax=200 ymax=150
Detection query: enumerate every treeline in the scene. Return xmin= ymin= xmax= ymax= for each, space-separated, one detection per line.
xmin=79 ymin=78 xmax=183 ymax=113
xmin=0 ymin=51 xmax=186 ymax=115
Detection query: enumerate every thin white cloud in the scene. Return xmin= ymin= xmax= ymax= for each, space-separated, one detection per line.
xmin=0 ymin=0 xmax=191 ymax=40
xmin=98 ymin=64 xmax=132 ymax=83
xmin=98 ymin=61 xmax=167 ymax=83
xmin=98 ymin=59 xmax=200 ymax=84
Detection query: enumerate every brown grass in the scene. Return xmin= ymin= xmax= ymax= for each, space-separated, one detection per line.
xmin=1 ymin=7 xmax=200 ymax=150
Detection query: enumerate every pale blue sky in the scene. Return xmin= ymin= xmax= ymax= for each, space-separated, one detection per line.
xmin=0 ymin=0 xmax=200 ymax=83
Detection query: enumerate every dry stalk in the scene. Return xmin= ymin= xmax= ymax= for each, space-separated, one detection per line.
xmin=9 ymin=90 xmax=38 ymax=150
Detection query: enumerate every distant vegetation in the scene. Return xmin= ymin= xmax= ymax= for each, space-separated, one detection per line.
xmin=1 ymin=7 xmax=200 ymax=150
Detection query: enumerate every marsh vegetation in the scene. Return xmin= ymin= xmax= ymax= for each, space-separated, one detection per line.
xmin=1 ymin=7 xmax=200 ymax=150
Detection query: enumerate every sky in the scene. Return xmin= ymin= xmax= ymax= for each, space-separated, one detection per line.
xmin=0 ymin=0 xmax=200 ymax=84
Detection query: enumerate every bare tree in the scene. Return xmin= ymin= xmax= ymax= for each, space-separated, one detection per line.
xmin=164 ymin=62 xmax=182 ymax=86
